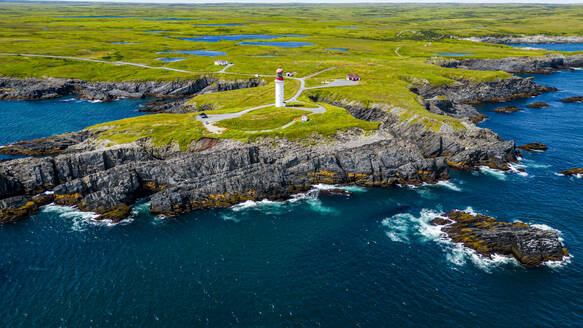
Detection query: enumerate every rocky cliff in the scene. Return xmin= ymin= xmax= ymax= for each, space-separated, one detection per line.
xmin=0 ymin=53 xmax=574 ymax=224
xmin=0 ymin=76 xmax=264 ymax=104
xmin=434 ymin=53 xmax=583 ymax=74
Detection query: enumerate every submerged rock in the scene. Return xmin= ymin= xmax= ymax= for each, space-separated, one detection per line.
xmin=494 ymin=106 xmax=522 ymax=113
xmin=318 ymin=188 xmax=353 ymax=197
xmin=561 ymin=96 xmax=583 ymax=103
xmin=518 ymin=142 xmax=548 ymax=151
xmin=560 ymin=168 xmax=583 ymax=176
xmin=431 ymin=210 xmax=568 ymax=267
xmin=526 ymin=102 xmax=550 ymax=108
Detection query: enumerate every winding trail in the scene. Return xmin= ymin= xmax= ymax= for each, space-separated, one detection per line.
xmin=0 ymin=53 xmax=359 ymax=134
xmin=197 ymin=67 xmax=356 ymax=134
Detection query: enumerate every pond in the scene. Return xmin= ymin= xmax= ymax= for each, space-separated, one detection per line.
xmin=239 ymin=41 xmax=315 ymax=48
xmin=156 ymin=58 xmax=186 ymax=62
xmin=176 ymin=34 xmax=308 ymax=42
xmin=143 ymin=31 xmax=169 ymax=33
xmin=144 ymin=18 xmax=196 ymax=21
xmin=111 ymin=42 xmax=138 ymax=44
xmin=326 ymin=48 xmax=348 ymax=51
xmin=506 ymin=43 xmax=583 ymax=52
xmin=335 ymin=27 xmax=359 ymax=29
xmin=157 ymin=50 xmax=226 ymax=57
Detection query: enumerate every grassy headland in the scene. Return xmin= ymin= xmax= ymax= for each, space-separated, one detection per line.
xmin=1 ymin=2 xmax=581 ymax=146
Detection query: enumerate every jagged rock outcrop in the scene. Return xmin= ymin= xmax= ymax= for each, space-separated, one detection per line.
xmin=463 ymin=35 xmax=583 ymax=44
xmin=518 ymin=142 xmax=548 ymax=151
xmin=431 ymin=210 xmax=569 ymax=266
xmin=434 ymin=53 xmax=583 ymax=74
xmin=0 ymin=77 xmax=263 ymax=105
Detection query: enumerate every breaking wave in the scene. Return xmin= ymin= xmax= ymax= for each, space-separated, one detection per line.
xmin=42 ymin=203 xmax=133 ymax=231
xmin=380 ymin=207 xmax=572 ymax=273
xmin=479 ymin=166 xmax=507 ymax=180
xmin=223 ymin=184 xmax=358 ymax=221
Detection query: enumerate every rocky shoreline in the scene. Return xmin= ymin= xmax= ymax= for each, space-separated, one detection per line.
xmin=435 ymin=53 xmax=583 ymax=74
xmin=463 ymin=34 xmax=583 ymax=44
xmin=0 ymin=53 xmax=575 ymax=227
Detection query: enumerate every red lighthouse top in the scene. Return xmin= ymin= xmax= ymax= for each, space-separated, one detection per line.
xmin=276 ymin=67 xmax=284 ymax=81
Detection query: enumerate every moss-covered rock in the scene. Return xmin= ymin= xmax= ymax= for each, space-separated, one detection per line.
xmin=561 ymin=96 xmax=583 ymax=103
xmin=431 ymin=210 xmax=568 ymax=267
xmin=526 ymin=102 xmax=550 ymax=108
xmin=560 ymin=168 xmax=583 ymax=176
xmin=494 ymin=106 xmax=522 ymax=113
xmin=518 ymin=142 xmax=548 ymax=151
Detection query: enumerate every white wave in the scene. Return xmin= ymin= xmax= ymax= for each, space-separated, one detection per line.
xmin=381 ymin=209 xmax=444 ymax=244
xmin=42 ymin=204 xmax=132 ymax=231
xmin=231 ymin=199 xmax=279 ymax=212
xmin=521 ymin=159 xmax=551 ymax=169
xmin=509 ymin=163 xmax=528 ymax=177
xmin=554 ymin=172 xmax=565 ymax=177
xmin=479 ymin=166 xmax=507 ymax=180
xmin=543 ymin=255 xmax=573 ymax=270
xmin=435 ymin=180 xmax=462 ymax=192
xmin=131 ymin=200 xmax=151 ymax=216
xmin=312 ymin=183 xmax=366 ymax=193
xmin=381 ymin=207 xmax=528 ymax=272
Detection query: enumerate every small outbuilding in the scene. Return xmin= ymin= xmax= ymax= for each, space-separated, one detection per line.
xmin=346 ymin=73 xmax=360 ymax=81
xmin=214 ymin=60 xmax=230 ymax=66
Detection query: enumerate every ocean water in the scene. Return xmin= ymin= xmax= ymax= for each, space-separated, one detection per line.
xmin=1 ymin=71 xmax=582 ymax=327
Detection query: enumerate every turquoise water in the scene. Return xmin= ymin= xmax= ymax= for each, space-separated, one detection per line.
xmin=156 ymin=50 xmax=226 ymax=57
xmin=239 ymin=41 xmax=315 ymax=48
xmin=1 ymin=71 xmax=582 ymax=327
xmin=507 ymin=43 xmax=583 ymax=52
xmin=176 ymin=34 xmax=308 ymax=42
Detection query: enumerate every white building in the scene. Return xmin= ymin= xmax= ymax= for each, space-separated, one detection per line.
xmin=214 ymin=60 xmax=230 ymax=66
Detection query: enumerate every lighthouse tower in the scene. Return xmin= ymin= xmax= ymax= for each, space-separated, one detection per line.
xmin=275 ymin=66 xmax=285 ymax=108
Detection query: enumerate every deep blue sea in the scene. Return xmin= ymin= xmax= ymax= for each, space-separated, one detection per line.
xmin=1 ymin=70 xmax=582 ymax=327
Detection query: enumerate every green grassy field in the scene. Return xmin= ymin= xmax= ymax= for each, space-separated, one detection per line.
xmin=1 ymin=2 xmax=581 ymax=147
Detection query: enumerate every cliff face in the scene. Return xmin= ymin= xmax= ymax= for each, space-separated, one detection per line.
xmin=435 ymin=53 xmax=583 ymax=74
xmin=0 ymin=77 xmax=264 ymax=103
xmin=0 ymin=53 xmax=574 ymax=223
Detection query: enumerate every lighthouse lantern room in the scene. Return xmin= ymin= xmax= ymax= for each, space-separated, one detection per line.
xmin=275 ymin=66 xmax=285 ymax=108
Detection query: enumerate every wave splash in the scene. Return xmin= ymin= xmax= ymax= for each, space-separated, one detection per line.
xmin=381 ymin=207 xmax=570 ymax=272
xmin=224 ymin=184 xmax=364 ymax=221
xmin=42 ymin=203 xmax=133 ymax=231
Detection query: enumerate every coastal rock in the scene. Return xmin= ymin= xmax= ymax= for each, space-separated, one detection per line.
xmin=0 ymin=193 xmax=54 ymax=223
xmin=494 ymin=106 xmax=522 ymax=113
xmin=0 ymin=77 xmax=264 ymax=106
xmin=559 ymin=168 xmax=583 ymax=176
xmin=435 ymin=53 xmax=583 ymax=74
xmin=318 ymin=188 xmax=353 ymax=197
xmin=0 ymin=130 xmax=93 ymax=156
xmin=518 ymin=142 xmax=548 ymax=151
xmin=463 ymin=35 xmax=583 ymax=45
xmin=526 ymin=102 xmax=550 ymax=108
xmin=561 ymin=96 xmax=583 ymax=103
xmin=432 ymin=210 xmax=568 ymax=266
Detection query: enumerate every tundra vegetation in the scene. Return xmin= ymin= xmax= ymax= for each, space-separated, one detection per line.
xmin=0 ymin=3 xmax=581 ymax=145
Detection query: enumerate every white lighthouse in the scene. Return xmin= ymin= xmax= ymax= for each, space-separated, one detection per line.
xmin=275 ymin=66 xmax=285 ymax=108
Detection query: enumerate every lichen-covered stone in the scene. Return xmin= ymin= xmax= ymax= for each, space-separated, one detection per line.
xmin=431 ymin=210 xmax=568 ymax=267
xmin=518 ymin=142 xmax=548 ymax=151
